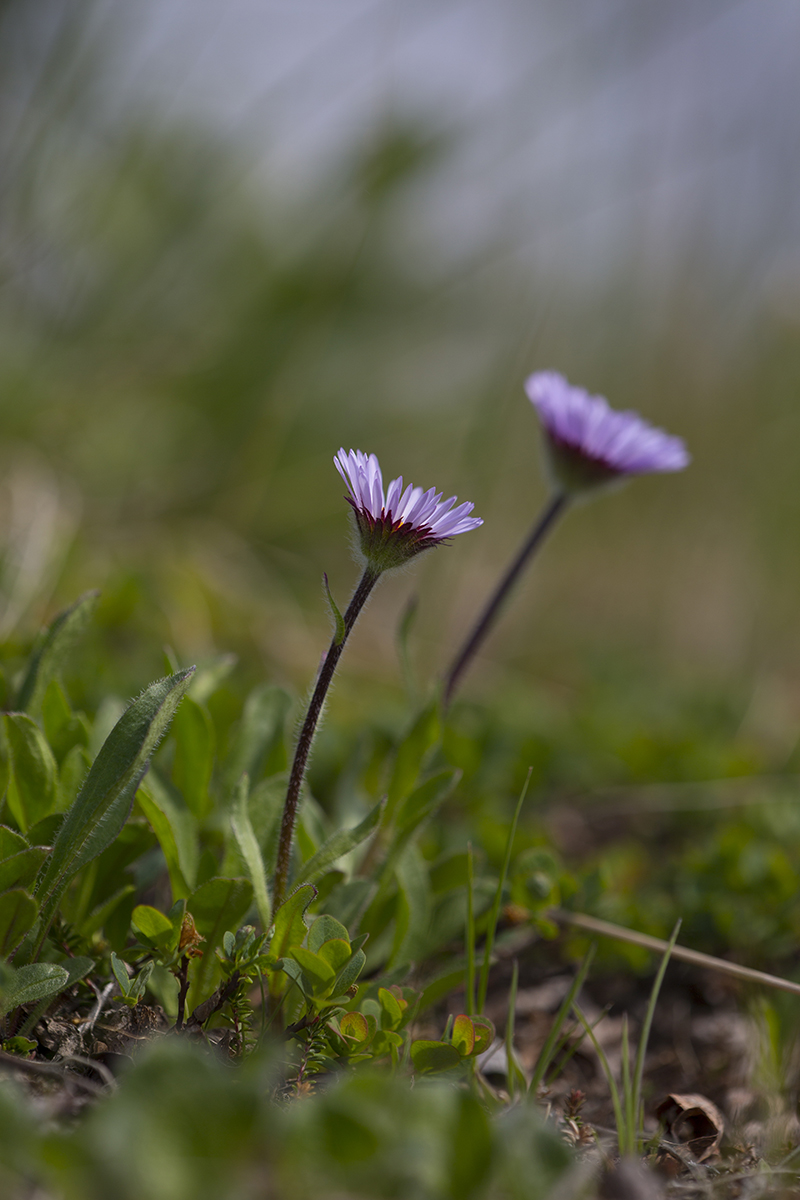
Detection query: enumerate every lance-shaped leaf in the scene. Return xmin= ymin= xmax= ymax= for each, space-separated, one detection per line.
xmin=27 ymin=668 xmax=195 ymax=959
xmin=378 ymin=770 xmax=460 ymax=888
xmin=223 ymin=685 xmax=291 ymax=790
xmin=171 ymin=694 xmax=215 ymax=819
xmin=0 ymin=962 xmax=70 ymax=1016
xmin=293 ymin=800 xmax=383 ymax=887
xmin=15 ymin=592 xmax=99 ymax=717
xmin=0 ymin=889 xmax=38 ymax=958
xmin=3 ymin=714 xmax=59 ymax=832
xmin=137 ymin=777 xmax=199 ymax=900
xmin=0 ymin=847 xmax=48 ymax=892
xmin=270 ymin=883 xmax=316 ymax=962
xmin=322 ymin=573 xmax=346 ymax=645
xmin=385 ymin=701 xmax=441 ymax=821
xmin=0 ymin=827 xmax=27 ymax=858
xmin=230 ymin=774 xmax=271 ymax=931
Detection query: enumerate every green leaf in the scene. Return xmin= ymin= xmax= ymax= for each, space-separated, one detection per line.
xmin=171 ymin=695 xmax=215 ymax=819
xmin=410 ymin=1039 xmax=462 ymax=1074
xmin=332 ymin=948 xmax=366 ymax=995
xmin=451 ymin=1014 xmax=475 ymax=1057
xmin=339 ymin=1011 xmax=370 ymax=1043
xmin=137 ymin=780 xmax=198 ymax=900
xmin=0 ymin=890 xmax=38 ymax=957
xmin=270 ymin=883 xmax=316 ymax=962
xmin=15 ymin=592 xmax=99 ymax=717
xmin=111 ymin=952 xmax=131 ymax=993
xmin=59 ymin=744 xmax=93 ymax=812
xmin=229 ymin=774 xmax=271 ymax=931
xmin=223 ymin=685 xmax=291 ymax=789
xmin=420 ymin=967 xmax=468 ymax=1012
xmin=317 ymin=938 xmax=351 ymax=974
xmin=307 ymin=915 xmax=349 ymax=954
xmin=27 ymin=668 xmax=195 ymax=960
xmin=447 ymin=1092 xmax=493 ymax=1200
xmin=378 ymin=771 xmax=460 ymax=890
xmin=62 ymin=956 xmax=93 ymax=987
xmin=0 ymin=827 xmax=27 ymax=858
xmin=0 ymin=848 xmax=47 ymax=892
xmin=396 ymin=593 xmax=419 ymax=699
xmin=395 ymin=769 xmax=459 ymax=838
xmin=132 ymin=904 xmax=175 ymax=948
xmin=188 ymin=654 xmax=237 ymax=705
xmin=386 ymin=702 xmax=441 ymax=820
xmin=294 ymin=800 xmax=383 ymax=887
xmin=3 ymin=713 xmax=59 ymax=832
xmin=322 ymin=573 xmax=346 ymax=645
xmin=277 ymin=956 xmax=304 ymax=987
xmin=24 ymin=815 xmax=63 ymax=848
xmin=288 ymin=946 xmax=335 ymax=993
xmin=389 ymin=843 xmax=431 ymax=969
xmin=187 ymin=876 xmax=253 ymax=995
xmin=0 ymin=962 xmax=70 ymax=1015
xmin=471 ymin=1018 xmax=495 ymax=1056
xmin=42 ymin=680 xmax=91 ymax=766
xmin=378 ymin=986 xmax=405 ymax=1030
xmin=79 ymin=884 xmax=136 ymax=940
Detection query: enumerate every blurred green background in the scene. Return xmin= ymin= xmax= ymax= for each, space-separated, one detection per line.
xmin=2 ymin=0 xmax=800 ymax=743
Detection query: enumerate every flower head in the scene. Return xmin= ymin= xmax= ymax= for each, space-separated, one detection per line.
xmin=334 ymin=448 xmax=482 ymax=571
xmin=525 ymin=371 xmax=690 ymax=493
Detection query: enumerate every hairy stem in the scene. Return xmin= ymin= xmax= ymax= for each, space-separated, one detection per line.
xmin=175 ymin=956 xmax=190 ymax=1031
xmin=273 ymin=565 xmax=380 ymax=909
xmin=443 ymin=492 xmax=568 ymax=706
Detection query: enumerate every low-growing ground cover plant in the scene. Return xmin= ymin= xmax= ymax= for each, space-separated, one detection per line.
xmin=2 ymin=376 xmax=800 ymax=1199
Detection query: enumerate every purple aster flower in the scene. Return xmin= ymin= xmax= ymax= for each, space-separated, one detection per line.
xmin=443 ymin=372 xmax=689 ymax=705
xmin=335 ymin=448 xmax=482 ymax=571
xmin=525 ymin=371 xmax=690 ymax=493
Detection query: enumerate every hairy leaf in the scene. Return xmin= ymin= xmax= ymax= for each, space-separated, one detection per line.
xmin=230 ymin=774 xmax=271 ymax=931
xmin=27 ymin=668 xmax=195 ymax=959
xmin=0 ymin=889 xmax=38 ymax=958
xmin=138 ymin=779 xmax=199 ymax=900
xmin=294 ymin=800 xmax=383 ymax=888
xmin=0 ymin=962 xmax=69 ymax=1015
xmin=3 ymin=713 xmax=59 ymax=832
xmin=15 ymin=592 xmax=99 ymax=717
xmin=171 ymin=695 xmax=215 ymax=819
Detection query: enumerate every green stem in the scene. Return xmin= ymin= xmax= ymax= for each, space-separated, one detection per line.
xmin=443 ymin=492 xmax=568 ymax=706
xmin=273 ymin=566 xmax=380 ymax=910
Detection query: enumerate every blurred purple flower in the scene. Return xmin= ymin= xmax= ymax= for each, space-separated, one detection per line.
xmin=525 ymin=371 xmax=690 ymax=492
xmin=334 ymin=448 xmax=482 ymax=570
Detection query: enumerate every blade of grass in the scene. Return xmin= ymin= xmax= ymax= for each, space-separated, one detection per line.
xmin=545 ymin=1004 xmax=611 ymax=1087
xmin=630 ymin=918 xmax=681 ymax=1152
xmin=505 ymin=959 xmax=526 ymax=1101
xmin=529 ymin=942 xmax=595 ymax=1095
xmin=465 ymin=842 xmax=476 ymax=1017
xmin=620 ymin=1015 xmax=633 ymax=1155
xmin=477 ymin=768 xmax=532 ymax=1014
xmin=573 ymin=1003 xmax=626 ymax=1157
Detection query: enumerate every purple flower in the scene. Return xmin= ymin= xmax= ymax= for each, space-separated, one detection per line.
xmin=334 ymin=448 xmax=482 ymax=571
xmin=525 ymin=371 xmax=690 ymax=493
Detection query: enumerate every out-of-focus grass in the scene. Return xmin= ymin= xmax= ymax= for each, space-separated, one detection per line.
xmin=2 ymin=0 xmax=800 ymax=716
